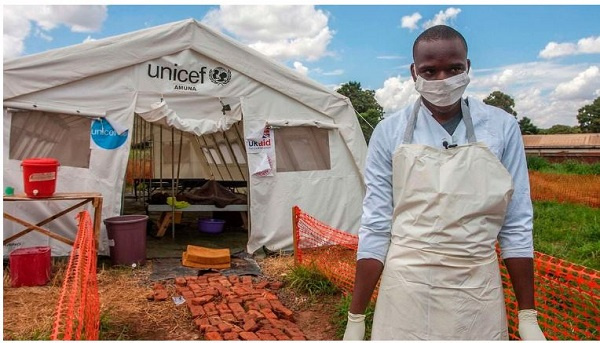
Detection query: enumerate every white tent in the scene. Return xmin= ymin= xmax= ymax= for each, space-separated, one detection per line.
xmin=3 ymin=19 xmax=367 ymax=257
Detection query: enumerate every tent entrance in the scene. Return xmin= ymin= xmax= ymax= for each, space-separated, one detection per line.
xmin=124 ymin=115 xmax=249 ymax=256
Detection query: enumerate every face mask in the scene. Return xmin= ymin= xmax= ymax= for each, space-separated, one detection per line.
xmin=414 ymin=72 xmax=470 ymax=107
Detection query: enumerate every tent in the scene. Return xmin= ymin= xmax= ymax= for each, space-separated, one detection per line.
xmin=3 ymin=19 xmax=367 ymax=257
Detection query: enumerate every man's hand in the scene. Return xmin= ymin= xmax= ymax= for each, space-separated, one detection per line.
xmin=343 ymin=312 xmax=366 ymax=340
xmin=518 ymin=309 xmax=546 ymax=340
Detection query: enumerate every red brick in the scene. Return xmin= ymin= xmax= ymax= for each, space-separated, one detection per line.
xmin=243 ymin=318 xmax=258 ymax=332
xmin=174 ymin=277 xmax=187 ymax=286
xmin=208 ymin=316 xmax=222 ymax=326
xmin=200 ymin=323 xmax=213 ymax=333
xmin=153 ymin=289 xmax=168 ymax=301
xmin=267 ymin=318 xmax=285 ymax=330
xmin=197 ymin=276 xmax=209 ymax=284
xmin=260 ymin=308 xmax=277 ymax=319
xmin=227 ymin=275 xmax=239 ymax=284
xmin=185 ymin=275 xmax=198 ymax=281
xmin=219 ymin=279 xmax=233 ymax=288
xmin=254 ymin=280 xmax=269 ymax=289
xmin=272 ymin=304 xmax=294 ymax=320
xmin=246 ymin=301 xmax=260 ymax=311
xmin=205 ymin=325 xmax=219 ymax=332
xmin=204 ymin=331 xmax=222 ymax=340
xmin=232 ymin=286 xmax=249 ymax=297
xmin=230 ymin=324 xmax=243 ymax=333
xmin=217 ymin=322 xmax=233 ymax=333
xmin=232 ymin=311 xmax=246 ymax=321
xmin=271 ymin=328 xmax=285 ymax=336
xmin=284 ymin=326 xmax=304 ymax=337
xmin=194 ymin=317 xmax=210 ymax=330
xmin=226 ymin=295 xmax=243 ymax=303
xmin=268 ymin=281 xmax=283 ymax=290
xmin=228 ymin=302 xmax=244 ymax=313
xmin=216 ymin=303 xmax=232 ymax=314
xmin=239 ymin=332 xmax=259 ymax=340
xmin=256 ymin=299 xmax=271 ymax=310
xmin=220 ymin=313 xmax=237 ymax=323
xmin=223 ymin=332 xmax=239 ymax=340
xmin=189 ymin=305 xmax=206 ymax=318
xmin=261 ymin=291 xmax=278 ymax=300
xmin=291 ymin=335 xmax=306 ymax=340
xmin=192 ymin=295 xmax=214 ymax=306
xmin=181 ymin=290 xmax=195 ymax=299
xmin=247 ymin=310 xmax=265 ymax=320
xmin=240 ymin=276 xmax=252 ymax=284
xmin=152 ymin=282 xmax=166 ymax=290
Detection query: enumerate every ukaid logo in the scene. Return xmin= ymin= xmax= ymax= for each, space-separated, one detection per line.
xmin=146 ymin=63 xmax=232 ymax=92
xmin=246 ymin=127 xmax=273 ymax=152
xmin=91 ymin=118 xmax=128 ymax=149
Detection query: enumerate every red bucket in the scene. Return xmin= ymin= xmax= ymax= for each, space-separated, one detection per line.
xmin=21 ymin=158 xmax=60 ymax=198
xmin=9 ymin=246 xmax=52 ymax=287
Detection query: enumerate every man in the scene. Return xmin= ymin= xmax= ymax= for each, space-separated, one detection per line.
xmin=343 ymin=25 xmax=546 ymax=340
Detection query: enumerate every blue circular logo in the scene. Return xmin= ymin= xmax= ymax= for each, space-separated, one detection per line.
xmin=91 ymin=118 xmax=128 ymax=149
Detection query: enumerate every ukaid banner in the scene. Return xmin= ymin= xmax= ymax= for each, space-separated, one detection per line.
xmin=247 ymin=126 xmax=275 ymax=177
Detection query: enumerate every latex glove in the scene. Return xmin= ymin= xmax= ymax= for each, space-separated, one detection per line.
xmin=518 ymin=309 xmax=546 ymax=340
xmin=343 ymin=312 xmax=366 ymax=340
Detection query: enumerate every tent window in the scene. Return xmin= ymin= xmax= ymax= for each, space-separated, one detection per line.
xmin=231 ymin=143 xmax=246 ymax=164
xmin=9 ymin=110 xmax=91 ymax=168
xmin=275 ymin=127 xmax=331 ymax=172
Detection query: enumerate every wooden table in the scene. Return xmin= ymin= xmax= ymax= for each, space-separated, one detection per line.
xmin=3 ymin=192 xmax=103 ymax=248
xmin=146 ymin=204 xmax=248 ymax=237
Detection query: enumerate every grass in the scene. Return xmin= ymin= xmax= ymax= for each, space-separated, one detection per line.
xmin=284 ymin=263 xmax=340 ymax=298
xmin=533 ymin=201 xmax=600 ymax=270
xmin=527 ymin=156 xmax=600 ymax=175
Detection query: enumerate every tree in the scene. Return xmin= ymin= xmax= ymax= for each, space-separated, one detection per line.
xmin=542 ymin=124 xmax=581 ymax=134
xmin=337 ymin=81 xmax=384 ymax=143
xmin=483 ymin=91 xmax=518 ymax=117
xmin=518 ymin=116 xmax=539 ymax=135
xmin=577 ymin=97 xmax=600 ymax=133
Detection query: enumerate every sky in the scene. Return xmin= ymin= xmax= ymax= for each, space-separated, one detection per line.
xmin=3 ymin=4 xmax=600 ymax=128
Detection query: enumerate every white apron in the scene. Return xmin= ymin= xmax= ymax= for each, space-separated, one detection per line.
xmin=371 ymin=99 xmax=514 ymax=340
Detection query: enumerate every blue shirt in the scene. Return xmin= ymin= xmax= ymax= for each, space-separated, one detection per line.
xmin=358 ymin=97 xmax=534 ymax=262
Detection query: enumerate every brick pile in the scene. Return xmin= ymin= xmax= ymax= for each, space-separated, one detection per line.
xmin=172 ymin=272 xmax=306 ymax=341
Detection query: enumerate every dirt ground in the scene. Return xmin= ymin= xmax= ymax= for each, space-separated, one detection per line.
xmin=2 ymin=254 xmax=341 ymax=340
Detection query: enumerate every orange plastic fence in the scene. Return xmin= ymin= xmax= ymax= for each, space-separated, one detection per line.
xmin=529 ymin=171 xmax=600 ymax=208
xmin=51 ymin=211 xmax=100 ymax=340
xmin=293 ymin=206 xmax=600 ymax=340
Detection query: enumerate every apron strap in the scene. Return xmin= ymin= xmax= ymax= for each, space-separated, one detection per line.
xmin=403 ymin=97 xmax=477 ymax=145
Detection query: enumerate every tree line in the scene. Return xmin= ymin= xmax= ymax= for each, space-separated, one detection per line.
xmin=337 ymin=82 xmax=600 ymax=143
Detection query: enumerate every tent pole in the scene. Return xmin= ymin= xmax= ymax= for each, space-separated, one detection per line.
xmin=171 ymin=126 xmax=175 ymax=240
xmin=220 ymin=130 xmax=244 ymax=182
xmin=207 ymin=133 xmax=233 ymax=180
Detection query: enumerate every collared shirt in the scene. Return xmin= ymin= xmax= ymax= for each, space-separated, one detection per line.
xmin=358 ymin=96 xmax=534 ymax=263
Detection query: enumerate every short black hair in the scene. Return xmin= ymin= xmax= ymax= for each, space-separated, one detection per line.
xmin=412 ymin=25 xmax=468 ymax=59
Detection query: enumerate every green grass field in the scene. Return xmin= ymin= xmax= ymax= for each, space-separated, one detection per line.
xmin=533 ymin=201 xmax=600 ymax=270
xmin=527 ymin=156 xmax=600 ymax=175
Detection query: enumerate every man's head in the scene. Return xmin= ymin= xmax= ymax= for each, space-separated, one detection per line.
xmin=410 ymin=25 xmax=471 ymax=112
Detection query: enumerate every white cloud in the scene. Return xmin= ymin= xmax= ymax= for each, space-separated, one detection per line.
xmin=322 ymin=69 xmax=344 ymax=76
xmin=401 ymin=12 xmax=422 ymax=31
xmin=539 ymin=36 xmax=600 ymax=59
xmin=374 ymin=75 xmax=420 ymax=115
xmin=377 ymin=55 xmax=403 ymax=60
xmin=83 ymin=35 xmax=97 ymax=43
xmin=202 ymin=5 xmax=333 ymax=62
xmin=293 ymin=61 xmax=308 ymax=75
xmin=423 ymin=7 xmax=462 ymax=29
xmin=3 ymin=5 xmax=107 ymax=59
xmin=553 ymin=66 xmax=600 ymax=99
xmin=467 ymin=62 xmax=599 ymax=127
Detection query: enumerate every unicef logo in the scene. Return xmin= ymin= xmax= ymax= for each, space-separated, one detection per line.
xmin=91 ymin=118 xmax=128 ymax=149
xmin=209 ymin=67 xmax=231 ymax=85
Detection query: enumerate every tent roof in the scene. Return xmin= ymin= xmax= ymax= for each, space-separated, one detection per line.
xmin=4 ymin=18 xmax=352 ymax=118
